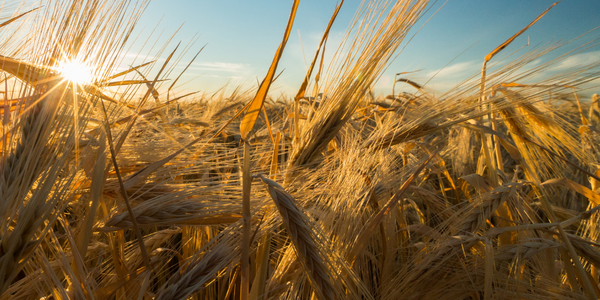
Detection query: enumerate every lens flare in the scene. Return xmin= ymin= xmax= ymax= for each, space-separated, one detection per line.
xmin=57 ymin=60 xmax=93 ymax=84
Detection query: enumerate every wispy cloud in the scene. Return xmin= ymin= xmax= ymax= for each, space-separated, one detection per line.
xmin=426 ymin=61 xmax=478 ymax=78
xmin=123 ymin=52 xmax=142 ymax=58
xmin=528 ymin=58 xmax=544 ymax=68
xmin=187 ymin=62 xmax=248 ymax=73
xmin=118 ymin=53 xmax=249 ymax=74
xmin=549 ymin=50 xmax=600 ymax=71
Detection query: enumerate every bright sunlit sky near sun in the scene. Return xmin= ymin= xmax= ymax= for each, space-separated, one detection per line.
xmin=122 ymin=0 xmax=600 ymax=98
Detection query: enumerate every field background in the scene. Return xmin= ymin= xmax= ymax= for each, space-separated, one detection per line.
xmin=1 ymin=0 xmax=600 ymax=299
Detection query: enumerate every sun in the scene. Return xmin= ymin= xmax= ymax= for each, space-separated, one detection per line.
xmin=57 ymin=59 xmax=93 ymax=84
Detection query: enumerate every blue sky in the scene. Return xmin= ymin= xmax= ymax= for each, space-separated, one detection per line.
xmin=123 ymin=0 xmax=600 ymax=97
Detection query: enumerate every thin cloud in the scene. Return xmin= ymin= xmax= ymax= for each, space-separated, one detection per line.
xmin=549 ymin=50 xmax=600 ymax=71
xmin=187 ymin=62 xmax=248 ymax=73
xmin=120 ymin=54 xmax=249 ymax=73
xmin=426 ymin=60 xmax=478 ymax=78
xmin=528 ymin=58 xmax=543 ymax=68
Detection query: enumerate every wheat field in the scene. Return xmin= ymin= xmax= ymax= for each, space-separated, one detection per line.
xmin=1 ymin=0 xmax=600 ymax=299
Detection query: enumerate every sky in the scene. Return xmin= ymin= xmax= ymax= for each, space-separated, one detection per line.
xmin=122 ymin=0 xmax=600 ymax=98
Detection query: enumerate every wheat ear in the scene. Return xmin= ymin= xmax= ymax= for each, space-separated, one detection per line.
xmin=256 ymin=174 xmax=336 ymax=300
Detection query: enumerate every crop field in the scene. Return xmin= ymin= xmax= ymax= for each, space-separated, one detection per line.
xmin=1 ymin=0 xmax=600 ymax=299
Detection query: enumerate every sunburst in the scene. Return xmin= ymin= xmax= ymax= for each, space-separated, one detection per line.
xmin=56 ymin=59 xmax=93 ymax=85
